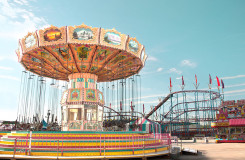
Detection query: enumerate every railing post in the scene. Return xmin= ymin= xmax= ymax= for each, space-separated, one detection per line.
xmin=62 ymin=140 xmax=64 ymax=156
xmin=25 ymin=139 xmax=28 ymax=155
xmin=143 ymin=135 xmax=145 ymax=156
xmin=29 ymin=131 xmax=32 ymax=156
xmin=169 ymin=133 xmax=171 ymax=155
xmin=57 ymin=139 xmax=59 ymax=158
xmin=100 ymin=134 xmax=101 ymax=156
xmin=13 ymin=138 xmax=17 ymax=158
xmin=154 ymin=132 xmax=157 ymax=153
xmin=132 ymin=135 xmax=134 ymax=155
xmin=104 ymin=133 xmax=105 ymax=157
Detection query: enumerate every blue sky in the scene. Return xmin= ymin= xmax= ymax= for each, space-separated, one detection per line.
xmin=0 ymin=0 xmax=245 ymax=120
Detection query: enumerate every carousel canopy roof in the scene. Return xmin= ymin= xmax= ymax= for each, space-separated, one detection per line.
xmin=16 ymin=24 xmax=147 ymax=82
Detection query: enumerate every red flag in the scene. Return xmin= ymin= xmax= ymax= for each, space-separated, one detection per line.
xmin=143 ymin=104 xmax=145 ymax=113
xmin=216 ymin=76 xmax=220 ymax=87
xmin=209 ymin=74 xmax=212 ymax=85
xmin=195 ymin=74 xmax=197 ymax=85
xmin=170 ymin=77 xmax=172 ymax=88
xmin=182 ymin=75 xmax=184 ymax=86
xmin=120 ymin=101 xmax=122 ymax=111
xmin=221 ymin=79 xmax=225 ymax=89
xmin=131 ymin=101 xmax=134 ymax=111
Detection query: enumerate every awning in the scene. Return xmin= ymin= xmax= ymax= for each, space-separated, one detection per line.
xmin=229 ymin=119 xmax=245 ymax=126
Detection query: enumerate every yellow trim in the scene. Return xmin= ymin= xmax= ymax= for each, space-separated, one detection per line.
xmin=157 ymin=147 xmax=168 ymax=152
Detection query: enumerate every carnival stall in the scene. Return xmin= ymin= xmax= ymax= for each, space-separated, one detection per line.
xmin=212 ymin=99 xmax=245 ymax=143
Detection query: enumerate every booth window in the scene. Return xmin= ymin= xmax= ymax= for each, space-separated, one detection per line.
xmin=230 ymin=128 xmax=235 ymax=134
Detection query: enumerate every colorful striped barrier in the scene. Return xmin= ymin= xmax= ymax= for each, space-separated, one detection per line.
xmin=0 ymin=131 xmax=171 ymax=159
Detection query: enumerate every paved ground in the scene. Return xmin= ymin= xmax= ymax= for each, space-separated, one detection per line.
xmin=174 ymin=139 xmax=245 ymax=160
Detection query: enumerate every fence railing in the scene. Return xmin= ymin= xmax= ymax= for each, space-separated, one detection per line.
xmin=1 ymin=133 xmax=171 ymax=157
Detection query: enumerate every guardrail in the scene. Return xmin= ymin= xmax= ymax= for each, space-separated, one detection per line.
xmin=0 ymin=133 xmax=171 ymax=157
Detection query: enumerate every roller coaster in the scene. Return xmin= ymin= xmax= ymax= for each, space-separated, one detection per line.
xmin=145 ymin=89 xmax=222 ymax=138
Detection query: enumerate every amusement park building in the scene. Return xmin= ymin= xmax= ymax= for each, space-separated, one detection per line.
xmin=212 ymin=99 xmax=245 ymax=143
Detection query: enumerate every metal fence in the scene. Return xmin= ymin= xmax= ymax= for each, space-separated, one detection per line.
xmin=1 ymin=133 xmax=171 ymax=157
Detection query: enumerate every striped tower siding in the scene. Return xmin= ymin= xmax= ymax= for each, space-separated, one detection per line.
xmin=0 ymin=131 xmax=170 ymax=157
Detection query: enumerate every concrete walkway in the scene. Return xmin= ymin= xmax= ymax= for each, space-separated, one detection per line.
xmin=179 ymin=140 xmax=245 ymax=160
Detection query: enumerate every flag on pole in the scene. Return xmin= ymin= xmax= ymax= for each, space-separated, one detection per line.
xmin=209 ymin=74 xmax=212 ymax=85
xmin=143 ymin=104 xmax=145 ymax=113
xmin=182 ymin=75 xmax=184 ymax=86
xmin=221 ymin=79 xmax=224 ymax=89
xmin=195 ymin=74 xmax=197 ymax=85
xmin=120 ymin=101 xmax=122 ymax=111
xmin=170 ymin=77 xmax=172 ymax=88
xmin=216 ymin=76 xmax=220 ymax=87
xmin=131 ymin=101 xmax=134 ymax=111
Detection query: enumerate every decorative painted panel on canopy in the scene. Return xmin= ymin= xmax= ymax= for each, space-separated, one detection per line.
xmin=20 ymin=32 xmax=38 ymax=53
xmin=16 ymin=24 xmax=147 ymax=82
xmin=60 ymin=88 xmax=104 ymax=106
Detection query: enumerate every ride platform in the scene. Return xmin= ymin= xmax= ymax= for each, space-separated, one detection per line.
xmin=0 ymin=131 xmax=170 ymax=160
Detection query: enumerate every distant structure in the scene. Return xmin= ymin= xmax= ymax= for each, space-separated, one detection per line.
xmin=212 ymin=99 xmax=245 ymax=143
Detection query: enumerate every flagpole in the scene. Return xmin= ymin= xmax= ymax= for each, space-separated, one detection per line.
xmin=168 ymin=77 xmax=173 ymax=134
xmin=221 ymin=79 xmax=225 ymax=101
xmin=194 ymin=74 xmax=200 ymax=133
xmin=181 ymin=75 xmax=185 ymax=91
xmin=208 ymin=74 xmax=214 ymax=136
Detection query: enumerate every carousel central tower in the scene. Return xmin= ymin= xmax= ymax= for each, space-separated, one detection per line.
xmin=61 ymin=73 xmax=104 ymax=131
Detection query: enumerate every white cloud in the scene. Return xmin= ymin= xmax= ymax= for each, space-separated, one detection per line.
xmin=181 ymin=60 xmax=197 ymax=68
xmin=0 ymin=75 xmax=20 ymax=81
xmin=13 ymin=0 xmax=28 ymax=6
xmin=168 ymin=68 xmax=182 ymax=74
xmin=157 ymin=67 xmax=163 ymax=72
xmin=226 ymin=93 xmax=245 ymax=97
xmin=221 ymin=75 xmax=245 ymax=80
xmin=0 ymin=0 xmax=48 ymax=40
xmin=225 ymin=83 xmax=245 ymax=88
xmin=141 ymin=94 xmax=167 ymax=99
xmin=141 ymin=67 xmax=164 ymax=75
xmin=176 ymin=77 xmax=182 ymax=80
xmin=0 ymin=66 xmax=13 ymax=70
xmin=147 ymin=56 xmax=158 ymax=61
xmin=224 ymin=89 xmax=245 ymax=94
xmin=140 ymin=100 xmax=160 ymax=104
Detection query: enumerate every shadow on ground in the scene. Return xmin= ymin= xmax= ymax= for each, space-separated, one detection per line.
xmin=179 ymin=150 xmax=209 ymax=160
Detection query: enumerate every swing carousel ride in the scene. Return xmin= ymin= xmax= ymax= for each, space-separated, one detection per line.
xmin=15 ymin=24 xmax=147 ymax=131
xmin=0 ymin=24 xmax=175 ymax=159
